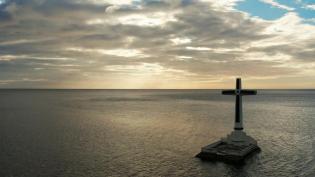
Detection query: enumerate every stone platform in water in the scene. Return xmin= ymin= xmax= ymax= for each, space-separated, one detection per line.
xmin=196 ymin=131 xmax=260 ymax=163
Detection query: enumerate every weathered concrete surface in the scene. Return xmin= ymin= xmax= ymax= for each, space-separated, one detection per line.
xmin=196 ymin=131 xmax=260 ymax=164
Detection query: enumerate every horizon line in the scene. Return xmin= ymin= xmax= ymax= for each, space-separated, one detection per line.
xmin=1 ymin=88 xmax=315 ymax=90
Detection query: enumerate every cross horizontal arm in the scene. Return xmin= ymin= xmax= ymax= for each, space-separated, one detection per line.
xmin=222 ymin=90 xmax=236 ymax=95
xmin=222 ymin=89 xmax=257 ymax=95
xmin=241 ymin=90 xmax=257 ymax=95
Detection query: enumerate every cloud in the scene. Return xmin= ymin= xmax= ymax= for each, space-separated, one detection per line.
xmin=66 ymin=47 xmax=149 ymax=58
xmin=303 ymin=4 xmax=315 ymax=10
xmin=0 ymin=38 xmax=54 ymax=46
xmin=0 ymin=78 xmax=46 ymax=85
xmin=0 ymin=54 xmax=75 ymax=61
xmin=0 ymin=0 xmax=315 ymax=88
xmin=200 ymin=0 xmax=244 ymax=10
xmin=260 ymin=0 xmax=295 ymax=11
xmin=87 ymin=11 xmax=178 ymax=27
xmin=170 ymin=37 xmax=192 ymax=45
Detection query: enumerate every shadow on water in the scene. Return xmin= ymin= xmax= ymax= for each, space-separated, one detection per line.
xmin=225 ymin=153 xmax=263 ymax=177
xmin=197 ymin=152 xmax=263 ymax=177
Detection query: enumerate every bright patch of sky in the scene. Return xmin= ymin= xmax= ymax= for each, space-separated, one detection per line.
xmin=235 ymin=0 xmax=315 ymax=23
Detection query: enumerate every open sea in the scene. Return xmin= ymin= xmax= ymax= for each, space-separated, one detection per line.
xmin=0 ymin=89 xmax=315 ymax=177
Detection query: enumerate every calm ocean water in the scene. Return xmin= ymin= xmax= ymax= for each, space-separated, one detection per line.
xmin=0 ymin=90 xmax=315 ymax=177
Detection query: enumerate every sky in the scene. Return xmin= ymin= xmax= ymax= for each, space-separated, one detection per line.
xmin=0 ymin=0 xmax=315 ymax=89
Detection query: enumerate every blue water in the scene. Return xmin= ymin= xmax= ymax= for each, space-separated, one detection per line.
xmin=0 ymin=90 xmax=314 ymax=177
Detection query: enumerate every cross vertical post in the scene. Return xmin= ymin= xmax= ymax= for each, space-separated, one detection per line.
xmin=222 ymin=78 xmax=257 ymax=131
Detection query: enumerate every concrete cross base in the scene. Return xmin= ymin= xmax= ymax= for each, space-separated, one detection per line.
xmin=221 ymin=130 xmax=258 ymax=146
xmin=196 ymin=131 xmax=260 ymax=164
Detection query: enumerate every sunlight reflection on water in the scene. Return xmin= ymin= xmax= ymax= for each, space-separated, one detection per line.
xmin=0 ymin=90 xmax=315 ymax=177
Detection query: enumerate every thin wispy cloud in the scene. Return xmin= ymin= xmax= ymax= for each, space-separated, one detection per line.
xmin=260 ymin=0 xmax=294 ymax=11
